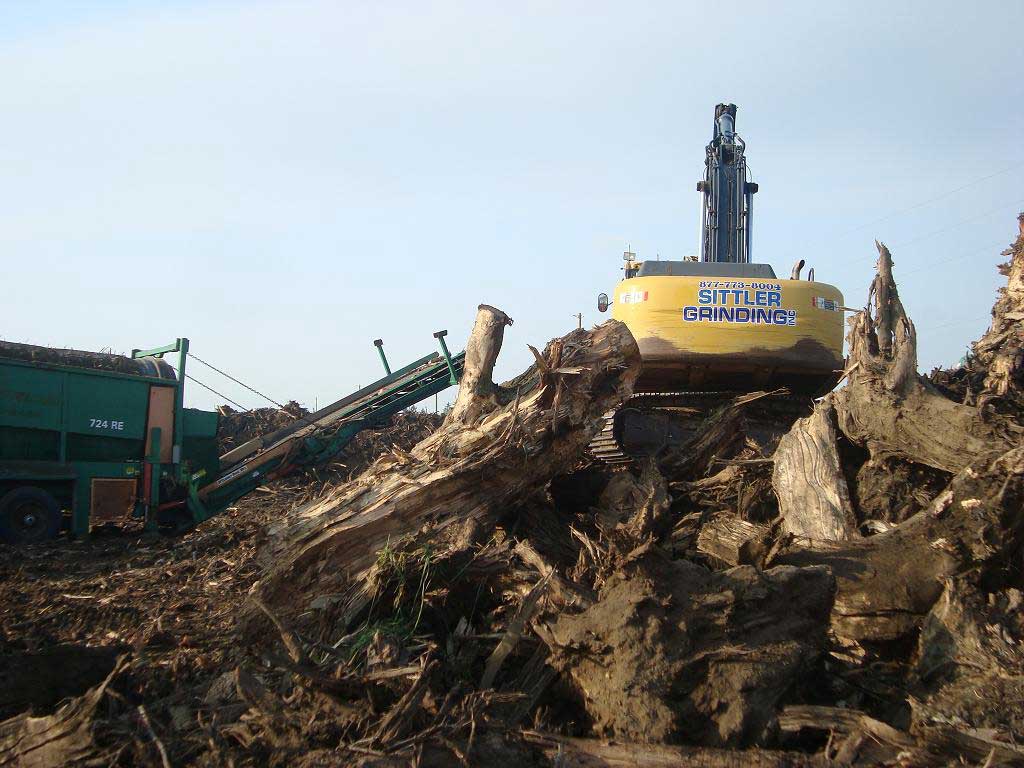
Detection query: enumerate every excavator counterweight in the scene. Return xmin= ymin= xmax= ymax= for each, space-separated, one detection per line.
xmin=593 ymin=104 xmax=846 ymax=463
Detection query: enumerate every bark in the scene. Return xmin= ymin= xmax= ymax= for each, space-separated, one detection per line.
xmin=249 ymin=309 xmax=641 ymax=620
xmin=771 ymin=397 xmax=857 ymax=543
xmin=833 ymin=241 xmax=1013 ymax=473
xmin=0 ymin=340 xmax=173 ymax=378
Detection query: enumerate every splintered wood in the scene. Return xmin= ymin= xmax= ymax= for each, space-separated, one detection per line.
xmin=251 ymin=305 xmax=642 ymax=619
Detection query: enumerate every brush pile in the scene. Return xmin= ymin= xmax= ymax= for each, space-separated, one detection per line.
xmin=3 ymin=216 xmax=1024 ymax=767
xmin=216 ymin=402 xmax=307 ymax=453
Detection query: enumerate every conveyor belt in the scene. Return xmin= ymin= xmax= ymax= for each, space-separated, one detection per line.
xmin=199 ymin=350 xmax=464 ymax=504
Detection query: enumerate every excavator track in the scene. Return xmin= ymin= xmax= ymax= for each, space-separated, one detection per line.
xmin=588 ymin=390 xmax=813 ymax=468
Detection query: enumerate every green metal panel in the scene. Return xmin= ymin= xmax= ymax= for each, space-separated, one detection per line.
xmin=183 ymin=436 xmax=219 ymax=484
xmin=65 ymin=433 xmax=144 ymax=462
xmin=0 ymin=460 xmax=76 ymax=483
xmin=0 ymin=363 xmax=63 ymax=431
xmin=182 ymin=407 xmax=220 ymax=484
xmin=0 ymin=427 xmax=60 ymax=461
xmin=183 ymin=408 xmax=218 ymax=438
xmin=65 ymin=372 xmax=149 ymax=440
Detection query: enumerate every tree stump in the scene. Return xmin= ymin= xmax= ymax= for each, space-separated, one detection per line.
xmin=250 ymin=307 xmax=641 ymax=621
xmin=833 ymin=241 xmax=1012 ymax=473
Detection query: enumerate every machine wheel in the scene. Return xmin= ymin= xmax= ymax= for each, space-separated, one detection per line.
xmin=0 ymin=487 xmax=63 ymax=545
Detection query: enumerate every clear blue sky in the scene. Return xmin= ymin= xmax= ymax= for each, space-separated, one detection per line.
xmin=2 ymin=1 xmax=1022 ymax=411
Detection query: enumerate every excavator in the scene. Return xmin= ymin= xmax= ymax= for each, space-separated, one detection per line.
xmin=591 ymin=104 xmax=845 ymax=464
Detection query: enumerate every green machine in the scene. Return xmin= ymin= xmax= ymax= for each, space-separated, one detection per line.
xmin=0 ymin=334 xmax=464 ymax=544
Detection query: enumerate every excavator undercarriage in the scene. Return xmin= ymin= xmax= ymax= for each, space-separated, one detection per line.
xmin=588 ymin=390 xmax=814 ymax=467
xmin=590 ymin=104 xmax=845 ymax=466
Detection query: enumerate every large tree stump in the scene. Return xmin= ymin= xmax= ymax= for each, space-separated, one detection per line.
xmin=974 ymin=213 xmax=1024 ymax=403
xmin=833 ymin=241 xmax=1012 ymax=474
xmin=772 ymin=237 xmax=1024 ymax=647
xmin=542 ymin=548 xmax=835 ymax=747
xmin=250 ymin=308 xmax=641 ymax=619
xmin=779 ymin=446 xmax=1024 ymax=646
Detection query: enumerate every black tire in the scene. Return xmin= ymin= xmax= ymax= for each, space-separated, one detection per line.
xmin=0 ymin=487 xmax=62 ymax=545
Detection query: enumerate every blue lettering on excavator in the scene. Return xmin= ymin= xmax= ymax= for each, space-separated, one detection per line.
xmin=686 ymin=287 xmax=794 ymax=325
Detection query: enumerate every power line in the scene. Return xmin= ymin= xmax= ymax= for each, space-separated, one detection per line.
xmin=168 ymin=364 xmax=250 ymax=412
xmin=806 ymin=160 xmax=1024 ymax=249
xmin=851 ymin=162 xmax=1023 ymax=232
xmin=920 ymin=315 xmax=991 ymax=333
xmin=887 ymin=202 xmax=1023 ymax=250
xmin=850 ymin=202 xmax=1023 ymax=262
xmin=900 ymin=240 xmax=1007 ymax=277
xmin=189 ymin=352 xmax=291 ymax=412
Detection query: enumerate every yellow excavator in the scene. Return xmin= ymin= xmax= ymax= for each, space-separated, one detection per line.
xmin=592 ymin=104 xmax=845 ymax=463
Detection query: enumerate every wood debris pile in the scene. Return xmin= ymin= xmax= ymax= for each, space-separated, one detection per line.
xmin=2 ymin=215 xmax=1024 ymax=767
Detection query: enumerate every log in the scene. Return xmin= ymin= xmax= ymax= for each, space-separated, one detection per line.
xmin=250 ymin=308 xmax=641 ymax=620
xmin=778 ymin=704 xmax=1024 ymax=766
xmin=833 ymin=241 xmax=1012 ymax=474
xmin=696 ymin=514 xmax=771 ymax=567
xmin=446 ymin=304 xmax=513 ymax=425
xmin=771 ymin=397 xmax=857 ymax=543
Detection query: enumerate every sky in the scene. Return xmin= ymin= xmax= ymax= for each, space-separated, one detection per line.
xmin=1 ymin=0 xmax=1022 ymax=412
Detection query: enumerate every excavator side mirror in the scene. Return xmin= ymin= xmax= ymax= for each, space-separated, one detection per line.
xmin=597 ymin=293 xmax=609 ymax=313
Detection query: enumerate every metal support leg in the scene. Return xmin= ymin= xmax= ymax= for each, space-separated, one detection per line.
xmin=373 ymin=339 xmax=392 ymax=375
xmin=433 ymin=330 xmax=458 ymax=385
xmin=144 ymin=427 xmax=162 ymax=532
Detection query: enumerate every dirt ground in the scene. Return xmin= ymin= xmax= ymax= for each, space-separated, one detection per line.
xmin=3 ymin=220 xmax=1024 ymax=767
xmin=0 ymin=412 xmax=443 ymax=766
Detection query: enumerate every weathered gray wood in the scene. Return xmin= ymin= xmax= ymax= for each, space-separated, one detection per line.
xmin=778 ymin=446 xmax=1024 ymax=646
xmin=772 ymin=398 xmax=856 ymax=543
xmin=446 ymin=304 xmax=513 ymax=426
xmin=834 ymin=242 xmax=1012 ymax=473
xmin=696 ymin=515 xmax=771 ymax=567
xmin=250 ymin=310 xmax=641 ymax=619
